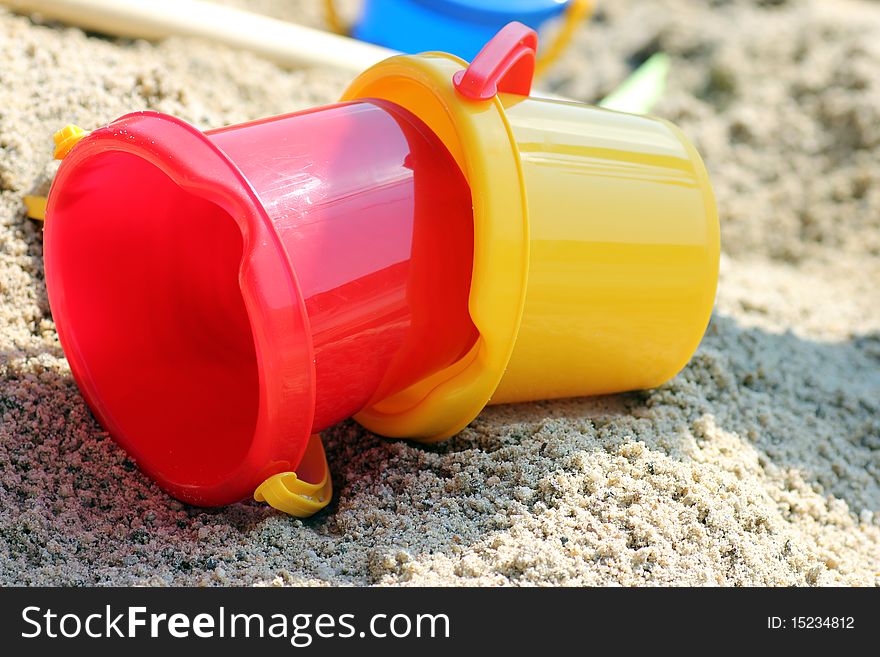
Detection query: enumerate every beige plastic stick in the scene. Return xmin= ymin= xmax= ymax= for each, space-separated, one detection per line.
xmin=1 ymin=0 xmax=396 ymax=72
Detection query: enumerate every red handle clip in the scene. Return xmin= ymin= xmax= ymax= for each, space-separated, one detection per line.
xmin=453 ymin=22 xmax=538 ymax=101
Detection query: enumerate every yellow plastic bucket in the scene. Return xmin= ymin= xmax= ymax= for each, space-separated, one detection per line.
xmin=346 ymin=23 xmax=720 ymax=441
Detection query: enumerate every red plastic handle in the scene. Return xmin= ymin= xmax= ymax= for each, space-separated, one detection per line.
xmin=453 ymin=22 xmax=538 ymax=101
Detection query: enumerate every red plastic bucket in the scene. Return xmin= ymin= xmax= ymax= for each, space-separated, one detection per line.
xmin=44 ymin=101 xmax=477 ymax=506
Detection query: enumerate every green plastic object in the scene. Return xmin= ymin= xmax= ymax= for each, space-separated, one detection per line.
xmin=599 ymin=53 xmax=670 ymax=114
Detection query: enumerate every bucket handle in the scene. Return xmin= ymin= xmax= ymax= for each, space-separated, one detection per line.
xmin=453 ymin=22 xmax=538 ymax=100
xmin=22 ymin=124 xmax=91 ymax=221
xmin=323 ymin=0 xmax=593 ymax=76
xmin=254 ymin=433 xmax=333 ymax=517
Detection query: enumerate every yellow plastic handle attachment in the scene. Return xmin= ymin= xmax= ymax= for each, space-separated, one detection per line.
xmin=54 ymin=124 xmax=89 ymax=160
xmin=323 ymin=0 xmax=593 ymax=76
xmin=22 ymin=123 xmax=90 ymax=221
xmin=254 ymin=433 xmax=333 ymax=517
xmin=23 ymin=195 xmax=48 ymax=221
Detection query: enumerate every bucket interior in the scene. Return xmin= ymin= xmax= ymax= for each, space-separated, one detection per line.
xmin=47 ymin=151 xmax=259 ymax=489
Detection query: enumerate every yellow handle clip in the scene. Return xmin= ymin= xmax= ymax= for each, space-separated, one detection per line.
xmin=254 ymin=433 xmax=333 ymax=518
xmin=23 ymin=124 xmax=90 ymax=221
xmin=53 ymin=124 xmax=89 ymax=160
xmin=23 ymin=195 xmax=48 ymax=221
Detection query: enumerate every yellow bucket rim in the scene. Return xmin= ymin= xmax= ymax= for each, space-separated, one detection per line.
xmin=342 ymin=52 xmax=530 ymax=441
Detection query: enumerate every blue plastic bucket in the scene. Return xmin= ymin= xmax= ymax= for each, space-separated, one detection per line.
xmin=353 ymin=0 xmax=572 ymax=62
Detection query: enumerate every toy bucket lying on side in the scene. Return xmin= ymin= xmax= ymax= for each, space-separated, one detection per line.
xmin=45 ymin=101 xmax=478 ymax=514
xmin=327 ymin=0 xmax=593 ymax=72
xmin=43 ymin=23 xmax=719 ymax=517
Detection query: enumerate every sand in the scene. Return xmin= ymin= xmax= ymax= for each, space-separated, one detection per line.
xmin=0 ymin=0 xmax=878 ymax=586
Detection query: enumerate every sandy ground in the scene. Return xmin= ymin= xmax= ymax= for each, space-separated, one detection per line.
xmin=0 ymin=0 xmax=878 ymax=586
